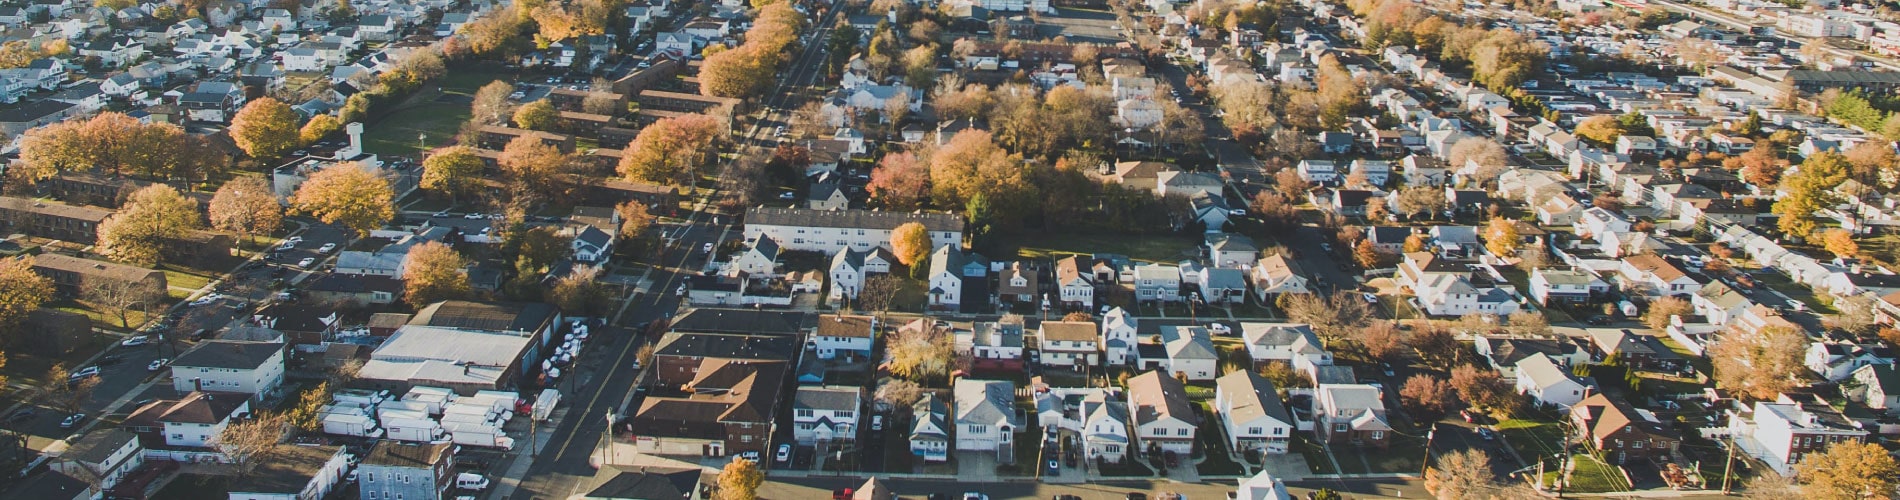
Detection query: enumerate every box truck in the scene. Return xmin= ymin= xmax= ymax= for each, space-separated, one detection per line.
xmin=442 ymin=422 xmax=516 ymax=450
xmin=384 ymin=419 xmax=450 ymax=443
xmin=531 ymin=389 xmax=560 ymax=422
xmin=403 ymin=386 xmax=456 ymax=415
xmin=322 ymin=413 xmax=385 ymax=438
xmin=333 ymin=389 xmax=390 ymax=408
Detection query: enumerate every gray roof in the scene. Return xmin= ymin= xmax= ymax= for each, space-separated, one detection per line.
xmin=793 ymin=386 xmax=861 ymax=412
xmin=954 ymin=379 xmax=1020 ymax=428
xmin=1159 ymin=325 xmax=1218 ymax=361
xmin=172 ymin=340 xmax=283 ymax=370
xmin=1128 ymin=371 xmax=1199 ymax=426
xmin=1217 ymin=370 xmax=1290 ymax=427
xmin=746 ymin=207 xmax=963 ymax=233
xmin=60 ymin=429 xmax=137 ymax=465
xmin=911 ymin=392 xmax=948 ymax=440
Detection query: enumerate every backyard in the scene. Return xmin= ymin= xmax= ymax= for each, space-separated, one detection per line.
xmin=1566 ymin=453 xmax=1631 ymax=493
xmin=359 ymin=66 xmax=519 ymax=157
xmin=997 ymin=231 xmax=1197 ymax=263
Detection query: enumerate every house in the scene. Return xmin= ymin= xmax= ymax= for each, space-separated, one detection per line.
xmin=1134 ymin=263 xmax=1181 ymax=303
xmin=1052 ymin=255 xmax=1096 ymax=310
xmin=1200 ymin=268 xmax=1248 ymax=304
xmin=583 ymin=466 xmax=704 ymax=499
xmin=1156 ymin=171 xmax=1224 ymax=199
xmin=910 ymin=393 xmax=950 ymax=462
xmin=1805 ymin=338 xmax=1894 ymax=382
xmin=1729 ymin=394 xmax=1870 ymax=476
xmin=356 ymin=441 xmax=456 ymax=500
xmin=1234 ymin=469 xmax=1294 ymax=500
xmin=1515 ymin=353 xmax=1593 ymax=410
xmin=743 ymin=207 xmax=963 ymax=255
xmin=568 ymin=225 xmax=615 ymax=264
xmin=0 ymin=196 xmax=111 ymax=244
xmin=1402 ymin=155 xmax=1449 ymax=187
xmin=1251 ymin=253 xmax=1312 ymax=301
xmin=1297 ymin=160 xmax=1339 ymax=185
xmin=996 ymin=261 xmax=1043 ymax=304
xmin=1850 ymin=364 xmax=1900 ymax=415
xmin=1476 ymin=336 xmax=1589 ymax=379
xmin=1207 ymin=233 xmax=1259 ymax=269
xmin=1039 ymin=321 xmax=1099 ymax=367
xmin=956 ymin=321 xmax=1025 ymax=373
xmin=1215 ymin=370 xmax=1293 ymax=455
xmin=50 ymin=429 xmax=143 ymax=498
xmin=1584 ymin=329 xmax=1687 ymax=373
xmin=827 ymin=246 xmax=893 ymax=301
xmin=792 ymin=385 xmax=861 ymax=444
xmin=1571 ymin=394 xmax=1682 ymax=465
xmin=927 ymin=245 xmax=989 ymax=312
xmin=1350 ymin=159 xmax=1392 ymax=187
xmin=1617 ymin=254 xmax=1704 ymax=298
xmin=812 ymin=314 xmax=874 ymax=361
xmin=954 ymin=379 xmax=1021 ymax=462
xmin=1319 ymin=131 xmax=1354 ymax=154
xmin=122 ymin=391 xmax=251 ymax=448
xmin=808 ymin=182 xmax=849 ymax=210
xmin=1240 ymin=323 xmax=1332 ymax=375
xmin=1314 ymin=384 xmax=1391 ymax=448
xmin=1135 ymin=325 xmax=1219 ymax=381
xmin=732 ymin=236 xmax=781 ymax=277
xmin=1078 ymin=390 xmax=1132 ymax=463
xmin=169 ymin=339 xmax=286 ymax=403
xmin=227 ymin=444 xmax=349 ymax=500
xmin=1528 ymin=268 xmax=1606 ymax=306
xmin=1126 ymin=371 xmax=1201 ymax=456
xmin=1101 ymin=307 xmax=1137 ymax=366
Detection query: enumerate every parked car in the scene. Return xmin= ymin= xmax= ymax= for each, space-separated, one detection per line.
xmin=871 ymin=415 xmax=883 ymax=431
xmin=1206 ymin=323 xmax=1232 ymax=336
xmin=464 ymin=213 xmax=486 ymax=219
xmin=148 ymin=359 xmax=169 ymax=372
xmin=1046 ymin=458 xmax=1059 ymax=474
xmin=120 ymin=336 xmax=151 ymax=347
xmin=298 ymin=257 xmax=317 ymax=268
xmin=59 ymin=413 xmax=84 ymax=429
xmin=1585 ymin=315 xmax=1611 ymax=326
xmin=775 ymin=444 xmax=791 ymax=463
xmin=318 ymin=243 xmax=337 ymax=253
xmin=68 ymin=366 xmax=99 ymax=381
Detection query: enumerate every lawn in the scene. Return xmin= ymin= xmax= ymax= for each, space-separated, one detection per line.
xmin=161 ymin=268 xmax=212 ymax=295
xmin=2 ymin=321 xmax=112 ymax=389
xmin=1497 ymin=419 xmax=1567 ymax=464
xmin=1009 ymin=431 xmax=1043 ymax=476
xmin=360 ymin=66 xmax=516 ymax=157
xmin=1095 ymin=458 xmax=1155 ymax=477
xmin=1292 ymin=434 xmax=1337 ymax=474
xmin=1566 ymin=453 xmax=1629 ymax=493
xmin=49 ymin=299 xmax=155 ymax=333
xmin=997 ymin=231 xmax=1197 ymax=263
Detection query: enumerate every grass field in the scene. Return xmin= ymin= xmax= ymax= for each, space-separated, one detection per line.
xmin=998 ymin=231 xmax=1197 ymax=263
xmin=1567 ymin=453 xmax=1630 ymax=493
xmin=1497 ymin=419 xmax=1566 ymax=464
xmin=361 ymin=67 xmax=516 ymax=157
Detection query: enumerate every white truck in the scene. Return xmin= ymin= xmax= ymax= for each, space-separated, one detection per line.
xmin=384 ymin=418 xmax=450 ymax=443
xmin=442 ymin=422 xmax=516 ymax=450
xmin=442 ymin=404 xmax=505 ymax=425
xmin=531 ymin=389 xmax=560 ymax=422
xmin=467 ymin=391 xmax=521 ymax=420
xmin=322 ymin=413 xmax=386 ymax=438
xmin=440 ymin=411 xmax=502 ymax=428
xmin=333 ymin=389 xmax=391 ymax=408
xmin=402 ymin=386 xmax=457 ymax=415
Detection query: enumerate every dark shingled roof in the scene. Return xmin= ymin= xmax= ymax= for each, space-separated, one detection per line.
xmin=410 ymin=300 xmax=557 ymax=333
xmin=668 ymin=308 xmax=808 ymax=336
xmin=586 ymin=466 xmax=700 ymax=499
xmin=745 ymin=207 xmax=964 ymax=233
xmin=172 ymin=340 xmax=283 ymax=370
xmin=362 ymin=441 xmax=452 ymax=467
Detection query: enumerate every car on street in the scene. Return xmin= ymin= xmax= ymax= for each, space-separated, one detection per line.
xmin=7 ymin=409 xmax=34 ymax=423
xmin=148 ymin=359 xmax=169 ymax=372
xmin=1585 ymin=315 xmax=1612 ymax=325
xmin=298 ymin=257 xmax=317 ymax=268
xmin=120 ymin=336 xmax=151 ymax=347
xmin=1363 ymin=292 xmax=1379 ymax=304
xmin=1046 ymin=458 xmax=1059 ymax=475
xmin=59 ymin=413 xmax=83 ymax=429
xmin=1206 ymin=323 xmax=1232 ymax=336
xmin=188 ymin=293 xmax=223 ymax=307
xmin=1478 ymin=427 xmax=1496 ymax=440
xmin=871 ymin=415 xmax=883 ymax=431
xmin=962 ymin=494 xmax=988 ymax=500
xmin=775 ymin=444 xmax=791 ymax=463
xmin=464 ymin=213 xmax=485 ymax=219
xmin=433 ymin=211 xmax=452 ymax=218
xmin=778 ymin=191 xmax=796 ymax=199
xmin=701 ymin=243 xmax=714 ymax=254
xmin=69 ymin=366 xmax=99 ymax=381
xmin=318 ymin=243 xmax=337 ymax=253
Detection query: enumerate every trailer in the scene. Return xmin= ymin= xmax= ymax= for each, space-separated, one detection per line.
xmin=531 ymin=389 xmax=560 ymax=422
xmin=319 ymin=404 xmax=371 ymax=418
xmin=402 ymin=386 xmax=456 ymax=415
xmin=442 ymin=422 xmax=515 ymax=450
xmin=378 ymin=400 xmax=434 ymax=415
xmin=322 ymin=414 xmax=385 ymax=438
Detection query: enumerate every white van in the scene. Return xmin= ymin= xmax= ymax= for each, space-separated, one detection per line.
xmin=456 ymin=473 xmax=490 ymax=490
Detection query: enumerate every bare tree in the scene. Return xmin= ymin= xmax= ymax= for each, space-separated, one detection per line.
xmin=41 ymin=363 xmax=99 ymax=414
xmin=873 ymin=379 xmax=924 ymax=412
xmin=83 ymin=278 xmax=160 ymax=329
xmin=856 ymin=274 xmax=902 ymax=314
xmin=211 ymin=412 xmax=290 ymax=479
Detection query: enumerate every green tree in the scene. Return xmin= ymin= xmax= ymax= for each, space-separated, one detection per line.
xmin=229 ymin=98 xmax=302 ymax=159
xmin=512 ymin=99 xmax=559 ymax=131
xmin=402 ymin=241 xmax=470 ymax=305
xmin=420 ymin=146 xmax=484 ymax=201
xmin=290 ymin=166 xmax=395 ymax=237
xmin=97 ymin=185 xmax=203 ymax=265
xmin=1774 ymin=152 xmax=1850 ymax=239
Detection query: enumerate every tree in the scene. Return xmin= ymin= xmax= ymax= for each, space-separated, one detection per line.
xmin=1274 ymin=169 xmax=1311 ymax=200
xmin=512 ymin=99 xmax=559 ymax=131
xmin=1574 ymin=115 xmax=1625 ymax=146
xmin=1711 ymin=325 xmax=1807 ymax=401
xmin=1448 ymin=138 xmax=1507 ymax=182
xmin=86 ymin=277 xmax=160 ymax=329
xmin=1506 ymin=311 xmax=1550 ymax=336
xmin=1795 ymin=441 xmax=1900 ymax=500
xmin=1775 ymin=152 xmax=1850 ymax=239
xmin=498 ymin=135 xmax=577 ymax=202
xmin=1642 ymin=296 xmax=1692 ymax=329
xmin=873 ymin=379 xmax=923 ymax=411
xmin=857 ymin=274 xmax=902 ymax=313
xmin=471 ymin=81 xmax=515 ymax=124
xmin=890 ymin=222 xmax=933 ymax=271
xmin=1426 ymin=449 xmax=1496 ymax=500
xmin=549 ymin=265 xmax=609 ymax=314
xmin=582 ymin=94 xmax=620 ymax=115
xmin=97 ymin=185 xmax=203 ymax=265
xmin=929 ymin=130 xmax=1034 ymax=224
xmin=17 ymin=112 xmax=223 ymax=181
xmin=229 ymin=98 xmax=302 ymax=159
xmin=208 ymin=177 xmax=284 ymax=246
xmin=615 ymin=200 xmax=656 ymax=242
xmin=290 ymin=166 xmax=395 ymax=237
xmin=1280 ymin=290 xmax=1374 ymax=342
xmin=716 ymin=456 xmax=765 ymax=500
xmin=1400 ymin=374 xmax=1459 ymax=418
xmin=421 ymin=146 xmax=484 ymax=201
xmin=1822 ymin=229 xmax=1859 ymax=258
xmin=701 ymin=45 xmax=774 ymax=98
xmin=401 ymin=241 xmax=470 ymax=305
xmin=1743 ymin=472 xmax=1802 ymax=500
xmin=619 ymin=114 xmax=725 ymax=187
xmin=1259 ymin=361 xmax=1314 ymax=389
xmin=1411 ymin=325 xmax=1460 ymax=369
xmin=41 ymin=364 xmax=98 ymax=414
xmin=868 ymin=152 xmax=930 ymax=210
xmin=885 ymin=322 xmax=955 ymax=383
xmin=0 ymin=256 xmax=54 ymax=334
xmin=299 ymin=114 xmax=341 ymax=145
xmin=1484 ymin=218 xmax=1521 ymax=259
xmin=1397 ymin=186 xmax=1448 ymax=219
xmin=211 ymin=412 xmax=289 ymax=479
xmin=1353 ymin=239 xmax=1390 ymax=268
xmin=1361 ymin=320 xmax=1405 ymax=361
xmin=1403 ymin=233 xmax=1430 ymax=253
xmin=1449 ymin=365 xmax=1514 ymax=413
xmin=287 ymin=381 xmax=332 ymax=431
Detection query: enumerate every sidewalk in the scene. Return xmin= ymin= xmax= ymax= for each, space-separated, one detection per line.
xmin=485 ymin=407 xmax=564 ymax=500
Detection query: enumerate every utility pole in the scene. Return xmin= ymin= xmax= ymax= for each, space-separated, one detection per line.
xmin=1721 ymin=433 xmax=1737 ymax=494
xmin=1420 ymin=423 xmax=1437 ymax=476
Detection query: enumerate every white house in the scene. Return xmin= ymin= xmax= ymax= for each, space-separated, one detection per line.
xmin=1134 ymin=263 xmax=1181 ymax=302
xmin=1251 ymin=253 xmax=1311 ymax=301
xmin=1314 ymin=384 xmax=1391 ymax=447
xmin=1730 ymin=397 xmax=1870 ymax=476
xmin=812 ymin=315 xmax=875 ymax=361
xmin=732 ymin=236 xmax=781 ymax=277
xmin=169 ymin=340 xmax=286 ymax=403
xmin=1514 ymin=353 xmax=1592 ymax=410
xmin=1215 ymin=370 xmax=1294 ymax=455
xmin=911 ymin=393 xmax=950 ymax=462
xmin=1234 ymin=469 xmax=1293 ymax=500
xmin=953 ymin=379 xmax=1021 ymax=461
xmin=792 ymin=386 xmax=862 ymax=445
xmin=1101 ymin=307 xmax=1138 ymax=366
xmin=743 ymin=207 xmax=963 ymax=255
xmin=1079 ymin=390 xmax=1132 ymax=463
xmin=1805 ymin=338 xmax=1894 ymax=382
xmin=828 ymin=246 xmax=893 ymax=300
xmin=568 ymin=225 xmax=614 ymax=264
xmin=130 ymin=391 xmax=252 ymax=448
xmin=1297 ymin=160 xmax=1339 ymax=185
xmin=956 ymin=322 xmax=1025 ymax=368
xmin=1617 ymin=254 xmax=1703 ymax=298
xmin=1240 ymin=322 xmax=1333 ymax=379
xmin=927 ymin=245 xmax=987 ymax=311
xmin=52 ymin=429 xmax=144 ymax=497
xmin=1038 ymin=321 xmax=1099 ymax=367
xmin=1053 ymin=255 xmax=1096 ymax=310
xmin=1528 ymin=268 xmax=1606 ymax=306
xmin=1127 ymin=371 xmax=1201 ymax=456
xmin=1849 ymin=364 xmax=1900 ymax=415
xmin=1136 ymin=325 xmax=1219 ymax=381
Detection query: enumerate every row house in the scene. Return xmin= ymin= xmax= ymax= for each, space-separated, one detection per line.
xmin=1728 ymin=394 xmax=1868 ymax=476
xmin=1571 ymin=394 xmax=1681 ymax=465
xmin=1214 ymin=370 xmax=1293 ymax=455
xmin=1126 ymin=371 xmax=1199 ymax=457
xmin=744 ymin=207 xmax=963 ymax=255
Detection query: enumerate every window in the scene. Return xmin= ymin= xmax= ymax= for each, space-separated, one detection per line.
xmin=1370 ymin=431 xmax=1384 ymax=440
xmin=1274 ymin=428 xmax=1284 ymax=436
xmin=1633 ymin=441 xmax=1644 ymax=449
xmin=837 ymin=411 xmax=854 ymax=420
xmin=741 ymin=435 xmax=753 ymax=443
xmin=1178 ymin=428 xmax=1190 ymax=436
xmin=1334 ymin=423 xmax=1348 ymax=432
xmin=368 ymin=494 xmax=377 ymax=499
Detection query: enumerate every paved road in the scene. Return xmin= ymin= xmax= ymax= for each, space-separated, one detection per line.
xmin=761 ymin=476 xmax=1432 ymax=500
xmin=503 ymin=4 xmax=843 ymax=499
